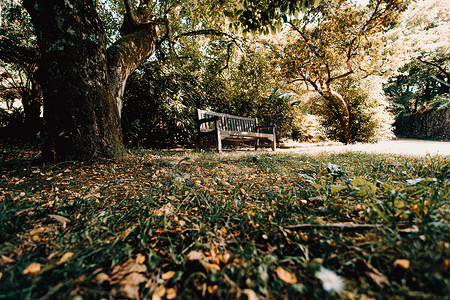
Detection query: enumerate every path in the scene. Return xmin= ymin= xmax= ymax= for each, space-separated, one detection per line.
xmin=279 ymin=138 xmax=450 ymax=156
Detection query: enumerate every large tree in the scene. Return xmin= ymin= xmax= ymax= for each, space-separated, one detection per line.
xmin=275 ymin=0 xmax=408 ymax=143
xmin=22 ymin=0 xmax=317 ymax=161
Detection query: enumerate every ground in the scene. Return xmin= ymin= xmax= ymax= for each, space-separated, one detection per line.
xmin=0 ymin=138 xmax=449 ymax=299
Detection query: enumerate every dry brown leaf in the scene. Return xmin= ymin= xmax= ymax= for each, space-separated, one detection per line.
xmin=48 ymin=214 xmax=70 ymax=224
xmin=23 ymin=262 xmax=41 ymax=275
xmin=96 ymin=272 xmax=109 ymax=284
xmin=166 ymin=287 xmax=177 ymax=299
xmin=276 ymin=266 xmax=297 ymax=284
xmin=243 ymin=289 xmax=259 ymax=300
xmin=362 ymin=260 xmax=389 ymax=288
xmin=393 ymin=259 xmax=410 ymax=269
xmin=162 ymin=270 xmax=176 ymax=280
xmin=1 ymin=255 xmax=15 ymax=264
xmin=57 ymin=252 xmax=74 ymax=265
xmin=186 ymin=250 xmax=204 ymax=261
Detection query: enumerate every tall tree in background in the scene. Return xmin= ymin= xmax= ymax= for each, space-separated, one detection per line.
xmin=276 ymin=0 xmax=408 ymax=143
xmin=384 ymin=0 xmax=449 ymax=114
xmin=0 ymin=1 xmax=42 ymax=136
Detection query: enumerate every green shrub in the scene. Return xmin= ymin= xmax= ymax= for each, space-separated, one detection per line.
xmin=312 ymin=76 xmax=394 ymax=143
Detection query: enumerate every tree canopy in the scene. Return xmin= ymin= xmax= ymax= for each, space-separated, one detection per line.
xmin=274 ymin=0 xmax=407 ymax=143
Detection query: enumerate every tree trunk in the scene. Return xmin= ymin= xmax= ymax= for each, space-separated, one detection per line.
xmin=322 ymin=89 xmax=351 ymax=144
xmin=23 ymin=0 xmax=159 ymax=162
xmin=21 ymin=79 xmax=42 ymax=137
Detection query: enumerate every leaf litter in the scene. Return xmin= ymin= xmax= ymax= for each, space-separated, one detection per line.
xmin=0 ymin=143 xmax=449 ymax=299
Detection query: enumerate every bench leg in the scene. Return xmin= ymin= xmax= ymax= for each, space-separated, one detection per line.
xmin=216 ymin=130 xmax=222 ymax=153
xmin=255 ymin=139 xmax=260 ymax=150
xmin=271 ymin=135 xmax=276 ymax=151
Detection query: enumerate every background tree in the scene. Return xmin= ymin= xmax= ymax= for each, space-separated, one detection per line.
xmin=311 ymin=75 xmax=394 ymax=142
xmin=0 ymin=1 xmax=42 ymax=137
xmin=383 ymin=0 xmax=449 ymax=139
xmin=384 ymin=53 xmax=450 ymax=114
xmin=275 ymin=0 xmax=408 ymax=143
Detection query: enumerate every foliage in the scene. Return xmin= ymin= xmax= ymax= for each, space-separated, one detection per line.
xmin=274 ymin=0 xmax=408 ymax=143
xmin=0 ymin=1 xmax=41 ymax=137
xmin=311 ymin=76 xmax=394 ymax=143
xmin=384 ymin=53 xmax=450 ymax=115
xmin=1 ymin=141 xmax=449 ymax=299
xmin=122 ymin=36 xmax=300 ymax=148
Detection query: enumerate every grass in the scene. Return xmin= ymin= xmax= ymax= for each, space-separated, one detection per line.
xmin=0 ymin=143 xmax=449 ymax=299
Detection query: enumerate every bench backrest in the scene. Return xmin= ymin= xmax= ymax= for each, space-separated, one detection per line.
xmin=197 ymin=109 xmax=258 ymax=132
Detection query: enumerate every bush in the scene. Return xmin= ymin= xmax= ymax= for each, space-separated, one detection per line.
xmin=312 ymin=76 xmax=394 ymax=143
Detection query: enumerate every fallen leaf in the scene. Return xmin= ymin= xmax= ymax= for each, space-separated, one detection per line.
xmin=243 ymin=289 xmax=259 ymax=300
xmin=362 ymin=260 xmax=389 ymax=288
xmin=186 ymin=250 xmax=204 ymax=261
xmin=57 ymin=252 xmax=74 ymax=264
xmin=96 ymin=272 xmax=109 ymax=284
xmin=49 ymin=214 xmax=70 ymax=224
xmin=276 ymin=266 xmax=297 ymax=284
xmin=23 ymin=262 xmax=41 ymax=275
xmin=136 ymin=253 xmax=146 ymax=264
xmin=166 ymin=287 xmax=177 ymax=299
xmin=152 ymin=285 xmax=166 ymax=300
xmin=30 ymin=228 xmax=45 ymax=235
xmin=218 ymin=252 xmax=230 ymax=264
xmin=1 ymin=255 xmax=15 ymax=264
xmin=393 ymin=259 xmax=410 ymax=269
xmin=162 ymin=270 xmax=176 ymax=280
xmin=205 ymin=263 xmax=221 ymax=272
xmin=207 ymin=284 xmax=218 ymax=294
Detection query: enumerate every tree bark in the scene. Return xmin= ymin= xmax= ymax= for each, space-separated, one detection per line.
xmin=322 ymin=89 xmax=351 ymax=143
xmin=23 ymin=0 xmax=159 ymax=161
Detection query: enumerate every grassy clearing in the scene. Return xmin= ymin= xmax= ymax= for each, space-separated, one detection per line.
xmin=0 ymin=145 xmax=449 ymax=299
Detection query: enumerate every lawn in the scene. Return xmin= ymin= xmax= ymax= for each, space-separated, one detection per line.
xmin=0 ymin=142 xmax=449 ymax=299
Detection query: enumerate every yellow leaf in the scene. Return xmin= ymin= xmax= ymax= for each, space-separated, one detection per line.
xmin=162 ymin=270 xmax=176 ymax=280
xmin=276 ymin=266 xmax=298 ymax=284
xmin=23 ymin=262 xmax=41 ymax=275
xmin=243 ymin=289 xmax=259 ymax=300
xmin=218 ymin=252 xmax=230 ymax=264
xmin=166 ymin=287 xmax=177 ymax=299
xmin=240 ymin=188 xmax=246 ymax=194
xmin=153 ymin=285 xmax=166 ymax=298
xmin=205 ymin=263 xmax=221 ymax=272
xmin=393 ymin=259 xmax=410 ymax=269
xmin=136 ymin=253 xmax=146 ymax=264
xmin=57 ymin=252 xmax=74 ymax=264
xmin=30 ymin=228 xmax=45 ymax=235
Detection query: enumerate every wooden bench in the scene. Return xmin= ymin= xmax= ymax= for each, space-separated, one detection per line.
xmin=196 ymin=109 xmax=276 ymax=152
